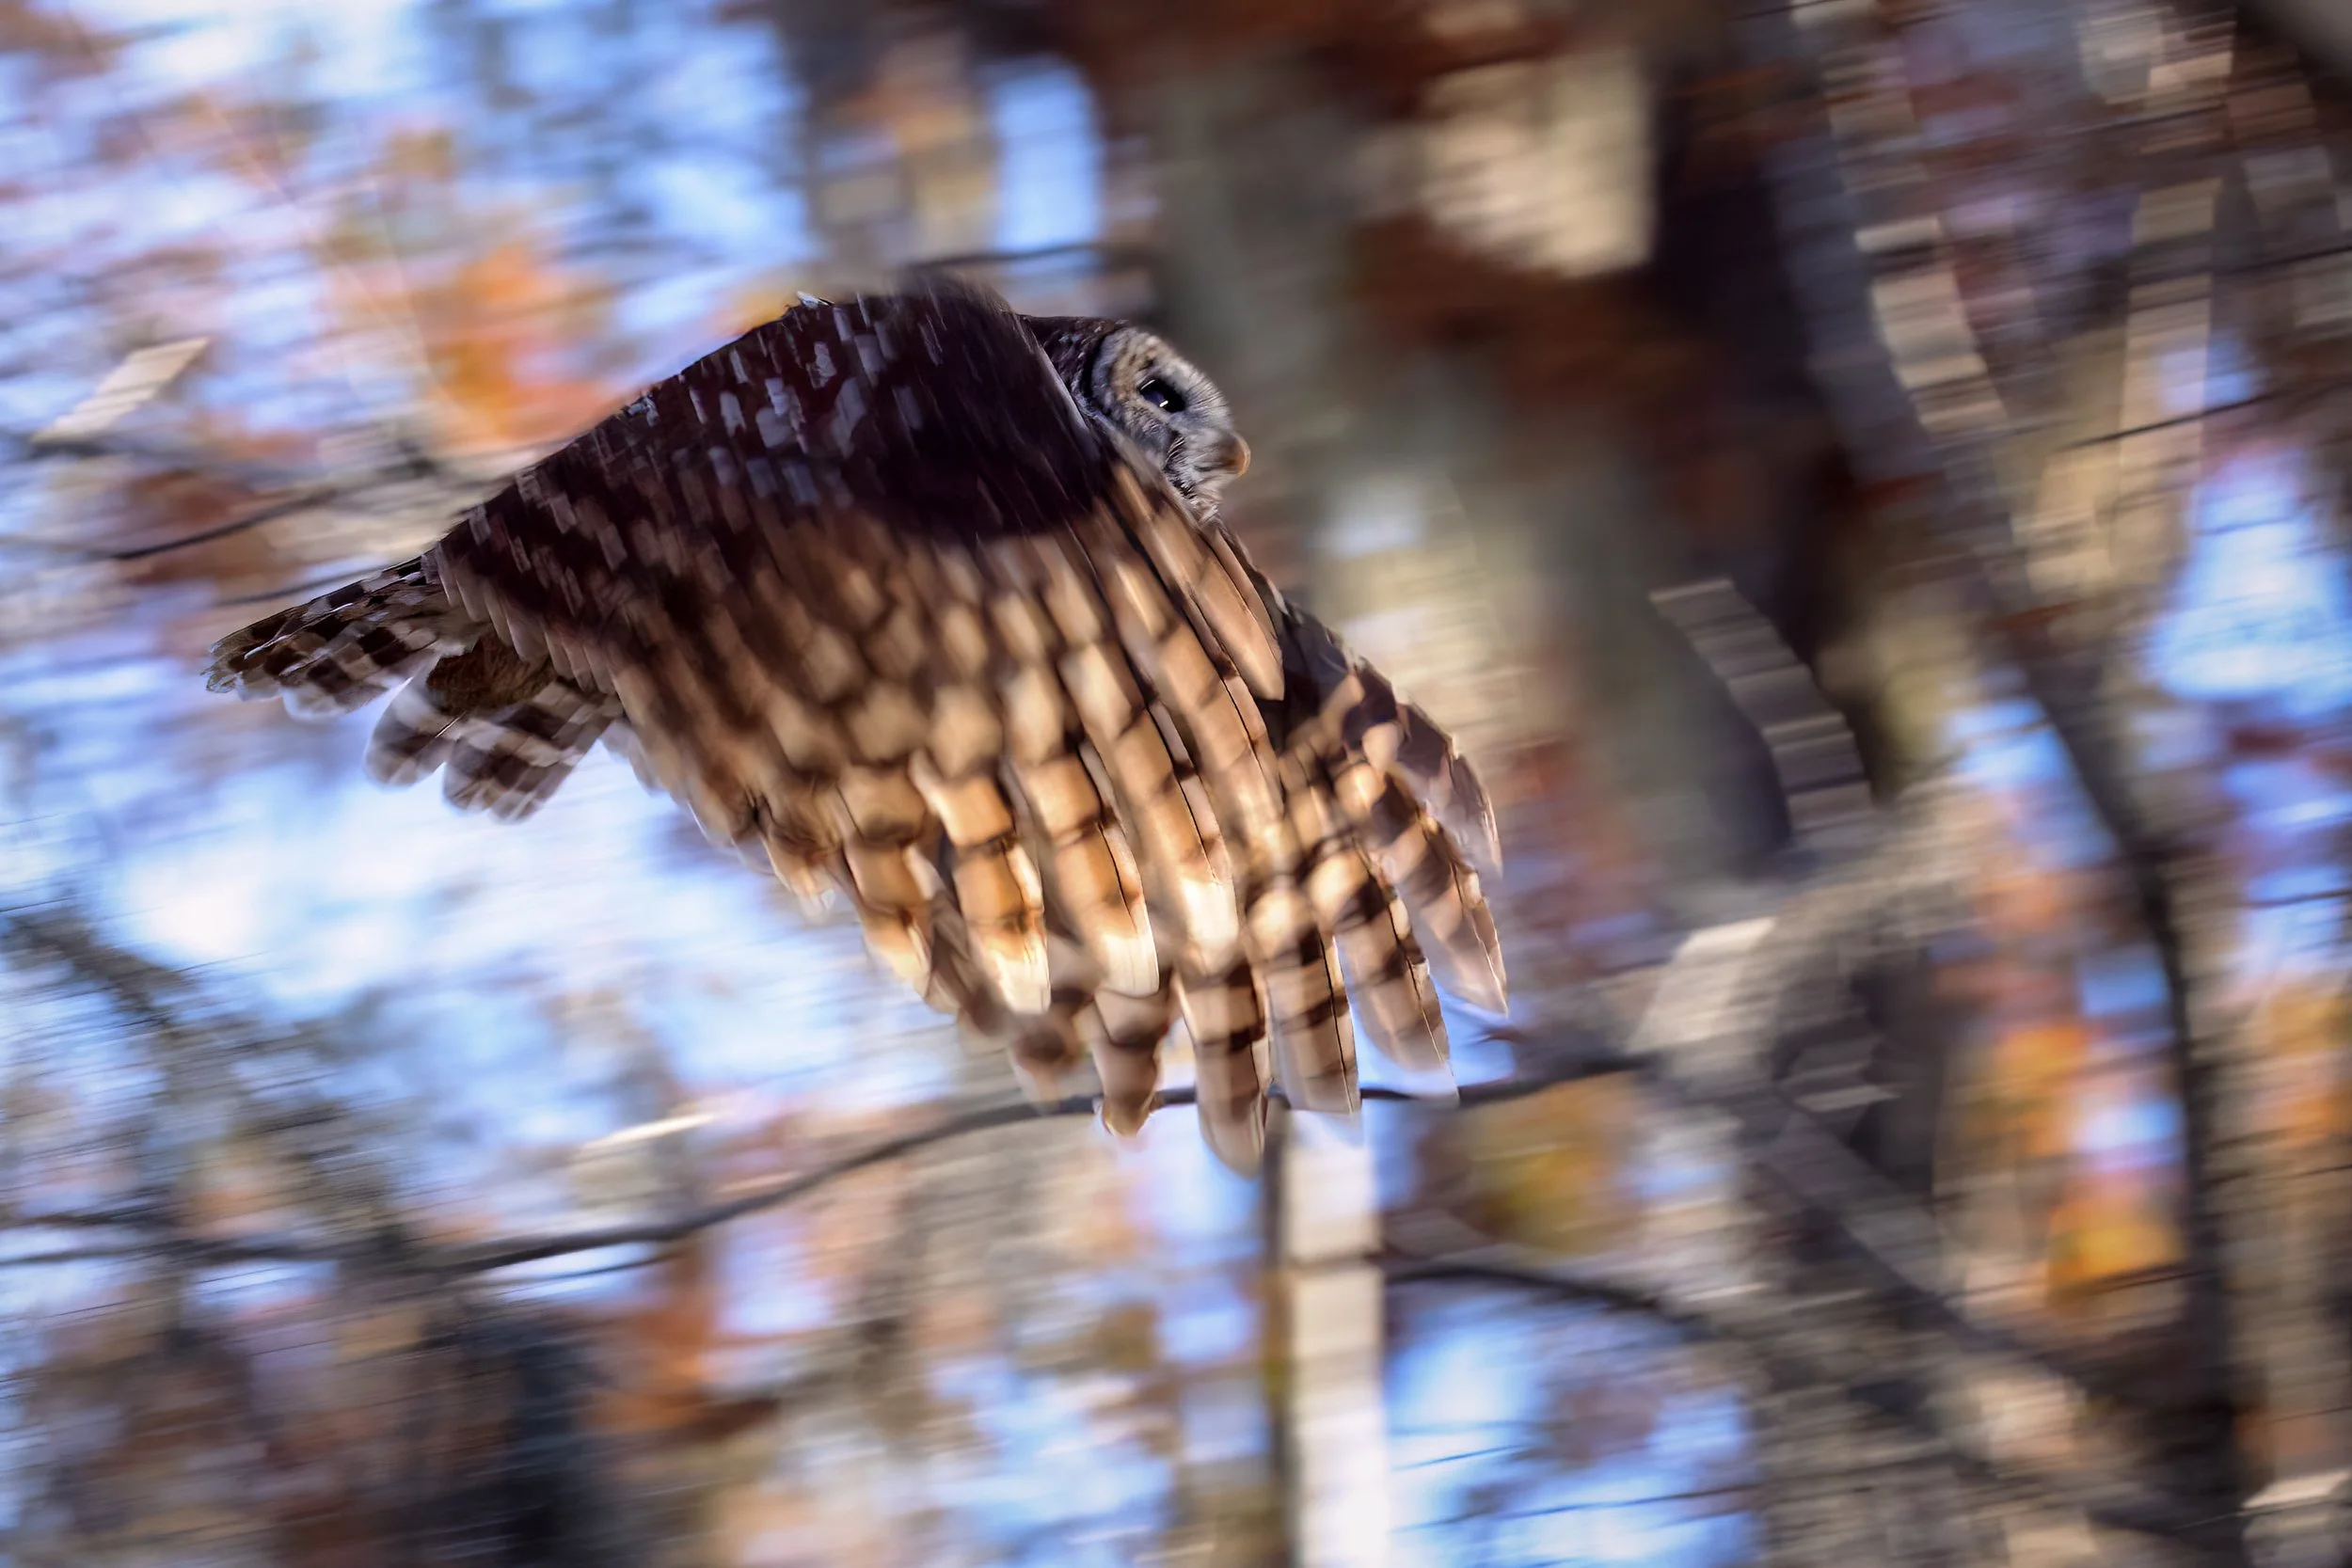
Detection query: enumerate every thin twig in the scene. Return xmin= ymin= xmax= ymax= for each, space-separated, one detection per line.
xmin=0 ymin=1054 xmax=1642 ymax=1276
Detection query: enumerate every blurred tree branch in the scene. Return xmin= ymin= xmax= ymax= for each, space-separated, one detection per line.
xmin=1390 ymin=1254 xmax=2213 ymax=1541
xmin=0 ymin=1031 xmax=1644 ymax=1276
xmin=0 ymin=424 xmax=471 ymax=566
xmin=0 ymin=818 xmax=2155 ymax=1423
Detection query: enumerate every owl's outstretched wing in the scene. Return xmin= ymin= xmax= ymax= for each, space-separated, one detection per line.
xmin=210 ymin=281 xmax=1506 ymax=1170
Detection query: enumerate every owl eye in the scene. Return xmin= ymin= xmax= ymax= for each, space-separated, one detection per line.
xmin=1136 ymin=375 xmax=1187 ymax=415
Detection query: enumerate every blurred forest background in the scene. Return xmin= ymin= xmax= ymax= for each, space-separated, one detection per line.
xmin=10 ymin=0 xmax=2352 ymax=1563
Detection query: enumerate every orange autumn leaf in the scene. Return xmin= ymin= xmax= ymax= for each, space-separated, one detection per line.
xmin=1417 ymin=1076 xmax=1637 ymax=1256
xmin=593 ymin=1230 xmax=780 ymax=1445
xmin=2253 ymin=980 xmax=2352 ymax=1147
xmin=1975 ymin=1018 xmax=2090 ymax=1164
xmin=407 ymin=236 xmax=618 ymax=456
xmin=1988 ymin=1017 xmax=2088 ymax=1090
xmin=2044 ymin=1166 xmax=2182 ymax=1309
xmin=1989 ymin=1020 xmax=2090 ymax=1090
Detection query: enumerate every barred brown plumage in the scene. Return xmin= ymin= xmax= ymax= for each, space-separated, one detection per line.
xmin=207 ymin=557 xmax=467 ymax=718
xmin=361 ymin=634 xmax=624 ymax=820
xmin=202 ymin=278 xmax=1509 ymax=1172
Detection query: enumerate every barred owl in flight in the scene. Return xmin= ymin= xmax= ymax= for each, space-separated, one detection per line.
xmin=207 ymin=281 xmax=1505 ymax=1172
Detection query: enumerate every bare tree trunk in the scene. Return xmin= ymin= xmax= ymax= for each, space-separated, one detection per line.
xmin=1271 ymin=1110 xmax=1391 ymax=1568
xmin=1722 ymin=3 xmax=2352 ymax=1560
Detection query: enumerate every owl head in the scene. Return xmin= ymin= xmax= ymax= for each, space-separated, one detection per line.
xmin=1021 ymin=315 xmax=1252 ymax=516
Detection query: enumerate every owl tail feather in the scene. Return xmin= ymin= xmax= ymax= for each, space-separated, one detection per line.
xmin=205 ymin=557 xmax=467 ymax=721
xmin=208 ymin=561 xmax=617 ymax=820
xmin=365 ymin=656 xmax=622 ymax=823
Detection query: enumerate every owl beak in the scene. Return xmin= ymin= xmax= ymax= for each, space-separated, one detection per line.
xmin=1214 ymin=436 xmax=1251 ymax=479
